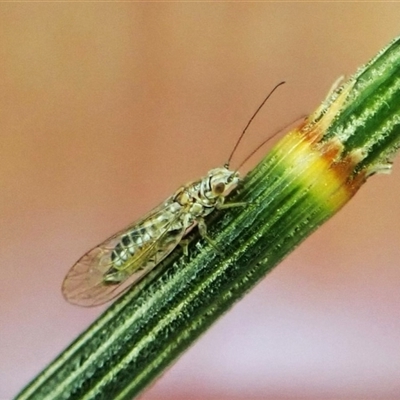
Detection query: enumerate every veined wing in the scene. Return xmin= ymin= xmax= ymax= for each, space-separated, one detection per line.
xmin=62 ymin=198 xmax=187 ymax=307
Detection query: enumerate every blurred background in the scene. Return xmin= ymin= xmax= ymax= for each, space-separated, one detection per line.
xmin=1 ymin=3 xmax=400 ymax=400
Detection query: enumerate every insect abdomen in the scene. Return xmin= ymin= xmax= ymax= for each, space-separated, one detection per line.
xmin=110 ymin=205 xmax=184 ymax=271
xmin=111 ymin=227 xmax=152 ymax=268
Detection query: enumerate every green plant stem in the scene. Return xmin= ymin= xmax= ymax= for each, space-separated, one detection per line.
xmin=15 ymin=36 xmax=400 ymax=400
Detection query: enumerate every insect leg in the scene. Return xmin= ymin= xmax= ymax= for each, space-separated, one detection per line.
xmin=179 ymin=239 xmax=190 ymax=256
xmin=198 ymin=218 xmax=222 ymax=254
xmin=216 ymin=201 xmax=247 ymax=210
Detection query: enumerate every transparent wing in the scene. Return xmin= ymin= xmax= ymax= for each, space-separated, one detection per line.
xmin=62 ymin=198 xmax=187 ymax=307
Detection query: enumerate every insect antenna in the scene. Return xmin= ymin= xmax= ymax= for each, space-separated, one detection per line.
xmin=225 ymin=81 xmax=286 ymax=169
xmin=235 ymin=114 xmax=306 ymax=171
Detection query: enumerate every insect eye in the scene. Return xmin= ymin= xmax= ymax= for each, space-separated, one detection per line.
xmin=214 ymin=182 xmax=225 ymax=194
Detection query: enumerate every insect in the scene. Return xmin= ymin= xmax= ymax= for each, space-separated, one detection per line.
xmin=62 ymin=82 xmax=285 ymax=307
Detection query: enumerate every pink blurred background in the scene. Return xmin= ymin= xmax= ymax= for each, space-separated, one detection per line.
xmin=1 ymin=4 xmax=400 ymax=400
